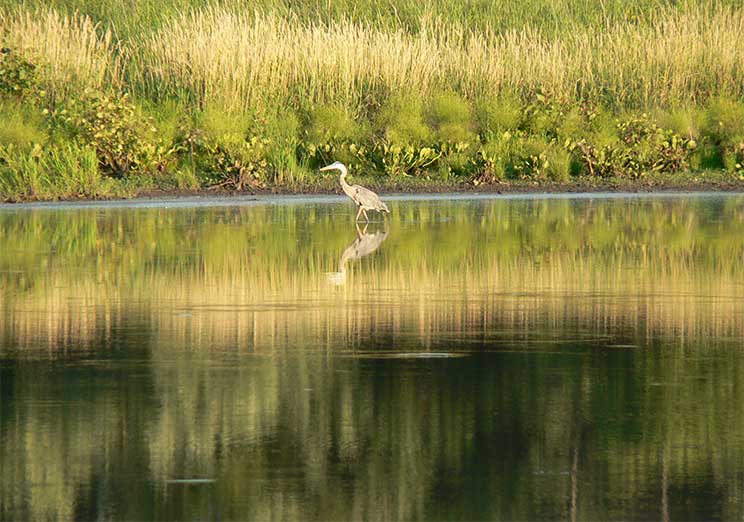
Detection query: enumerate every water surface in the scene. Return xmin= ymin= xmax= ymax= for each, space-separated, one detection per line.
xmin=2 ymin=193 xmax=744 ymax=520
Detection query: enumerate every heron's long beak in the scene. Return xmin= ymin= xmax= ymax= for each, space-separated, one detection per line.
xmin=319 ymin=164 xmax=336 ymax=172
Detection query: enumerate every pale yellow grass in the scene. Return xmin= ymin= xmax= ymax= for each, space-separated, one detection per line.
xmin=2 ymin=5 xmax=743 ymax=109
xmin=0 ymin=8 xmax=123 ymax=95
xmin=140 ymin=3 xmax=744 ymax=109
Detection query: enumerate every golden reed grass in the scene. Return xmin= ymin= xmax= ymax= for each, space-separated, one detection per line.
xmin=140 ymin=3 xmax=744 ymax=108
xmin=2 ymin=4 xmax=742 ymax=108
xmin=3 ymin=250 xmax=743 ymax=354
xmin=0 ymin=8 xmax=124 ymax=95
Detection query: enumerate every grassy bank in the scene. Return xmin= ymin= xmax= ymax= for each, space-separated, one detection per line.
xmin=1 ymin=1 xmax=744 ymax=201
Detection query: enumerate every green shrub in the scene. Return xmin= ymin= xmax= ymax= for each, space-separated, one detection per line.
xmin=702 ymin=97 xmax=744 ymax=173
xmin=45 ymin=143 xmax=103 ymax=197
xmin=474 ymin=94 xmax=523 ymax=139
xmin=298 ymin=104 xmax=369 ymax=173
xmin=0 ymin=48 xmax=39 ymax=99
xmin=376 ymin=94 xmax=431 ymax=144
xmin=545 ymin=145 xmax=572 ymax=181
xmin=511 ymin=136 xmax=552 ymax=179
xmin=262 ymin=107 xmax=305 ymax=184
xmin=58 ymin=90 xmax=170 ymax=178
xmin=0 ymin=142 xmax=105 ymax=200
xmin=427 ymin=91 xmax=475 ymax=144
xmin=371 ymin=143 xmax=440 ymax=177
xmin=568 ymin=114 xmax=692 ymax=178
xmin=176 ymin=124 xmax=271 ymax=190
xmin=0 ymin=144 xmax=48 ymax=200
xmin=367 ymin=94 xmax=438 ymax=176
xmin=0 ymin=100 xmax=47 ymax=148
xmin=306 ymin=104 xmax=366 ymax=143
xmin=473 ymin=133 xmax=515 ymax=184
xmin=523 ymin=93 xmax=566 ymax=139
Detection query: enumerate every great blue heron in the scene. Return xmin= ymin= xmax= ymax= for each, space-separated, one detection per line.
xmin=327 ymin=223 xmax=389 ymax=285
xmin=320 ymin=161 xmax=389 ymax=222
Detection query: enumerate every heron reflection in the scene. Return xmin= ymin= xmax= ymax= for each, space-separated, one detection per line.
xmin=327 ymin=223 xmax=389 ymax=285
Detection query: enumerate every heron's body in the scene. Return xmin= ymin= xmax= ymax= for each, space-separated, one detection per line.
xmin=320 ymin=162 xmax=389 ymax=222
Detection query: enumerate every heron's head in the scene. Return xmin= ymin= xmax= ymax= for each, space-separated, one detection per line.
xmin=319 ymin=161 xmax=347 ymax=176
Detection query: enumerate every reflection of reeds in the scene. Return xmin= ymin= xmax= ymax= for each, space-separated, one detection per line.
xmin=0 ymin=201 xmax=744 ymax=351
xmin=3 ymin=198 xmax=744 ymax=519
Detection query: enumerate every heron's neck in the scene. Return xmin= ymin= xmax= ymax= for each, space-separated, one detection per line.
xmin=340 ymin=171 xmax=351 ymax=191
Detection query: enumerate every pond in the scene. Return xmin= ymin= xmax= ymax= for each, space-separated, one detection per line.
xmin=1 ymin=193 xmax=744 ymax=520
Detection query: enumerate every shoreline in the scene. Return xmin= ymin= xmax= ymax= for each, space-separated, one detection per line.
xmin=56 ymin=177 xmax=744 ymax=200
xmin=3 ymin=179 xmax=743 ymax=210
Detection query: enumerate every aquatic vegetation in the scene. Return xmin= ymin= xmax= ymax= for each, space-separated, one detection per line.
xmin=0 ymin=2 xmax=744 ymax=199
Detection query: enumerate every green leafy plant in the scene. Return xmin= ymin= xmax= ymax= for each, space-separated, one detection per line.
xmin=0 ymin=48 xmax=39 ymax=98
xmin=58 ymin=90 xmax=170 ymax=178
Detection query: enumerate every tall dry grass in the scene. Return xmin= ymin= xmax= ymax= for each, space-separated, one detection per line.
xmin=0 ymin=8 xmax=124 ymax=96
xmin=1 ymin=4 xmax=742 ymax=109
xmin=138 ymin=3 xmax=744 ymax=110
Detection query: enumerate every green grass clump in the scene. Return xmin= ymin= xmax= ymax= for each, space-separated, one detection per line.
xmin=0 ymin=101 xmax=46 ymax=148
xmin=376 ymin=94 xmax=431 ymax=145
xmin=702 ymin=97 xmax=744 ymax=173
xmin=0 ymin=143 xmax=114 ymax=201
xmin=475 ymin=94 xmax=522 ymax=139
xmin=427 ymin=91 xmax=475 ymax=145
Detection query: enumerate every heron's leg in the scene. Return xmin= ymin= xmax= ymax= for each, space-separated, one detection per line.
xmin=362 ymin=209 xmax=369 ymax=222
xmin=355 ymin=206 xmax=363 ymax=222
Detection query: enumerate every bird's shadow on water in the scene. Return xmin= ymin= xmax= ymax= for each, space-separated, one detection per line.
xmin=327 ymin=222 xmax=389 ymax=286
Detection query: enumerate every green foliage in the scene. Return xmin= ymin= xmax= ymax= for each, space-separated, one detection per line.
xmin=473 ymin=134 xmax=515 ymax=184
xmin=375 ymin=143 xmax=441 ymax=177
xmin=427 ymin=91 xmax=475 ymax=145
xmin=568 ymin=114 xmax=692 ymax=178
xmin=475 ymin=94 xmax=523 ymax=139
xmin=0 ymin=48 xmax=39 ymax=98
xmin=305 ymin=104 xmax=366 ymax=143
xmin=176 ymin=121 xmax=270 ymax=190
xmin=544 ymin=145 xmax=572 ymax=182
xmin=376 ymin=94 xmax=431 ymax=144
xmin=58 ymin=90 xmax=170 ymax=178
xmin=262 ymin=106 xmax=305 ymax=184
xmin=0 ymin=142 xmax=108 ymax=201
xmin=702 ymin=97 xmax=744 ymax=173
xmin=511 ymin=136 xmax=552 ymax=179
xmin=298 ymin=104 xmax=369 ymax=174
xmin=0 ymin=144 xmax=48 ymax=199
xmin=0 ymin=100 xmax=46 ymax=148
xmin=366 ymin=94 xmax=436 ymax=177
xmin=44 ymin=143 xmax=105 ymax=197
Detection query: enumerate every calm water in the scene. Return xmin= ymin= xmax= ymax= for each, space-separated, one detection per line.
xmin=2 ymin=193 xmax=744 ymax=521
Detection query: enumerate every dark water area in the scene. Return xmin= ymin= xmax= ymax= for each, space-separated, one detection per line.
xmin=2 ymin=193 xmax=744 ymax=520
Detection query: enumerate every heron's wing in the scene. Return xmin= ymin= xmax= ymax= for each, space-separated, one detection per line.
xmin=351 ymin=184 xmax=387 ymax=211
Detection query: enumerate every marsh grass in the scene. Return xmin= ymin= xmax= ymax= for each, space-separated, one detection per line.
xmin=0 ymin=143 xmax=121 ymax=200
xmin=1 ymin=1 xmax=744 ymax=198
xmin=136 ymin=3 xmax=744 ymax=110
xmin=0 ymin=8 xmax=123 ymax=100
xmin=3 ymin=2 xmax=743 ymax=110
xmin=0 ymin=101 xmax=46 ymax=147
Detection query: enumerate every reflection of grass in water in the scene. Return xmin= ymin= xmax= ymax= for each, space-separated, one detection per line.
xmin=2 ymin=199 xmax=744 ymax=519
xmin=4 ymin=335 xmax=744 ymax=520
xmin=1 ymin=197 xmax=744 ymax=352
